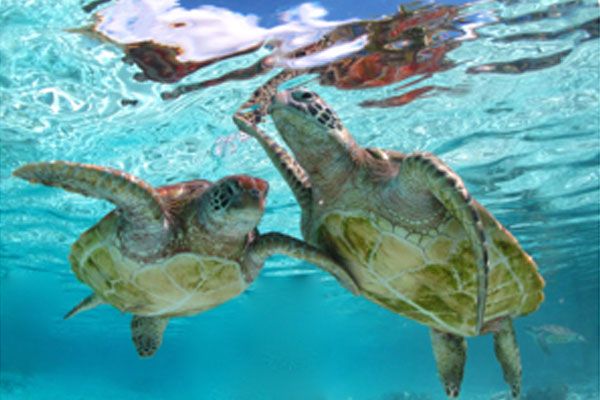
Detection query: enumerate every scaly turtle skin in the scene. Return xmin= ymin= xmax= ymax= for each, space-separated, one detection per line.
xmin=233 ymin=89 xmax=544 ymax=399
xmin=13 ymin=161 xmax=357 ymax=357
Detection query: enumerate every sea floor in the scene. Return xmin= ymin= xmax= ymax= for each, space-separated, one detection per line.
xmin=1 ymin=370 xmax=598 ymax=400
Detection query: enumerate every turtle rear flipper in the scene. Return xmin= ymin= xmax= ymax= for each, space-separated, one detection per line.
xmin=131 ymin=316 xmax=169 ymax=358
xmin=14 ymin=161 xmax=171 ymax=256
xmin=64 ymin=293 xmax=104 ymax=319
xmin=430 ymin=329 xmax=466 ymax=398
xmin=398 ymin=153 xmax=489 ymax=334
xmin=246 ymin=232 xmax=360 ymax=295
xmin=494 ymin=318 xmax=522 ymax=399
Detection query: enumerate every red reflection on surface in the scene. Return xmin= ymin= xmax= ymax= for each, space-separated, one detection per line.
xmin=124 ymin=41 xmax=264 ymax=84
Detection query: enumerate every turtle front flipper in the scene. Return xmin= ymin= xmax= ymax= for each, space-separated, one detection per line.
xmin=131 ymin=316 xmax=169 ymax=358
xmin=246 ymin=232 xmax=360 ymax=295
xmin=14 ymin=161 xmax=170 ymax=256
xmin=399 ymin=153 xmax=489 ymax=334
xmin=493 ymin=318 xmax=522 ymax=399
xmin=14 ymin=161 xmax=164 ymax=221
xmin=233 ymin=114 xmax=313 ymax=211
xmin=430 ymin=329 xmax=467 ymax=398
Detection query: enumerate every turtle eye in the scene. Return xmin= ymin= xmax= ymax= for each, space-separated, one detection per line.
xmin=291 ymin=90 xmax=314 ymax=103
xmin=224 ymin=181 xmax=237 ymax=197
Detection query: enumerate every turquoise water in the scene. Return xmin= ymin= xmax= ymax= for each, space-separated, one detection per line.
xmin=1 ymin=0 xmax=599 ymax=399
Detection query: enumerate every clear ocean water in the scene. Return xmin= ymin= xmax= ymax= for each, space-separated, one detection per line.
xmin=1 ymin=0 xmax=599 ymax=399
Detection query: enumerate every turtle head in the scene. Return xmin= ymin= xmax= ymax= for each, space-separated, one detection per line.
xmin=268 ymin=88 xmax=359 ymax=182
xmin=199 ymin=175 xmax=269 ymax=237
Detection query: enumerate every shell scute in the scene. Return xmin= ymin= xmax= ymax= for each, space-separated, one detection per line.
xmin=79 ymin=258 xmax=112 ymax=293
xmin=404 ymin=310 xmax=437 ymax=326
xmin=318 ymin=208 xmax=543 ymax=336
xmin=372 ymin=235 xmax=424 ymax=277
xmin=488 ymin=263 xmax=513 ymax=291
xmin=414 ymin=291 xmax=454 ymax=316
xmin=74 ymin=227 xmax=103 ymax=250
xmin=447 ymin=242 xmax=477 ymax=290
xmin=369 ymin=291 xmax=418 ymax=316
xmin=105 ymin=280 xmax=152 ymax=311
xmin=486 ymin=294 xmax=521 ymax=317
xmin=166 ymin=254 xmax=206 ymax=291
xmin=342 ymin=216 xmax=379 ymax=263
xmin=450 ymin=293 xmax=476 ymax=315
xmin=425 ymin=237 xmax=454 ymax=263
xmin=89 ymin=247 xmax=121 ymax=279
xmin=197 ymin=259 xmax=241 ymax=292
xmin=134 ymin=266 xmax=186 ymax=301
xmin=418 ymin=264 xmax=459 ymax=291
xmin=521 ymin=292 xmax=544 ymax=315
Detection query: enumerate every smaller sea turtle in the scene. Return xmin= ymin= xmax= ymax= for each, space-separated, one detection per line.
xmin=13 ymin=161 xmax=357 ymax=357
xmin=233 ymin=88 xmax=544 ymax=398
xmin=526 ymin=324 xmax=586 ymax=355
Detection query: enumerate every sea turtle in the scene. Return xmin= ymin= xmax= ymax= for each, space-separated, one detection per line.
xmin=13 ymin=161 xmax=358 ymax=357
xmin=526 ymin=324 xmax=586 ymax=355
xmin=233 ymin=88 xmax=545 ymax=398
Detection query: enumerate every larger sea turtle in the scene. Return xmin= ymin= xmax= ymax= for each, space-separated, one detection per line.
xmin=233 ymin=88 xmax=544 ymax=398
xmin=13 ymin=161 xmax=357 ymax=357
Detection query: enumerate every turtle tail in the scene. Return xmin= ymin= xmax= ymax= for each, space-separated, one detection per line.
xmin=64 ymin=293 xmax=104 ymax=319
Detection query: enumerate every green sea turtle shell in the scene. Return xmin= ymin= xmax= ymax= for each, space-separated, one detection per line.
xmin=316 ymin=203 xmax=544 ymax=337
xmin=69 ymin=213 xmax=247 ymax=318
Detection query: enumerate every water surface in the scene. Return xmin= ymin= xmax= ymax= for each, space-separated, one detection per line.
xmin=1 ymin=0 xmax=599 ymax=399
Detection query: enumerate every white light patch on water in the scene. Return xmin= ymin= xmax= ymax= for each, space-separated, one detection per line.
xmin=96 ymin=0 xmax=364 ymax=68
xmin=36 ymin=88 xmax=86 ymax=114
xmin=278 ymin=34 xmax=369 ymax=69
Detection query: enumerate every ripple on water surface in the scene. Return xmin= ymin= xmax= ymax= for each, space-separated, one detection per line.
xmin=0 ymin=0 xmax=598 ymax=399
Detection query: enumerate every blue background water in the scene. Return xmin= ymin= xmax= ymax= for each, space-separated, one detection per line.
xmin=1 ymin=0 xmax=599 ymax=399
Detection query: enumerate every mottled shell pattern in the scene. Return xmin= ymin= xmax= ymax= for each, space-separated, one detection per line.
xmin=316 ymin=204 xmax=544 ymax=337
xmin=70 ymin=212 xmax=247 ymax=318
